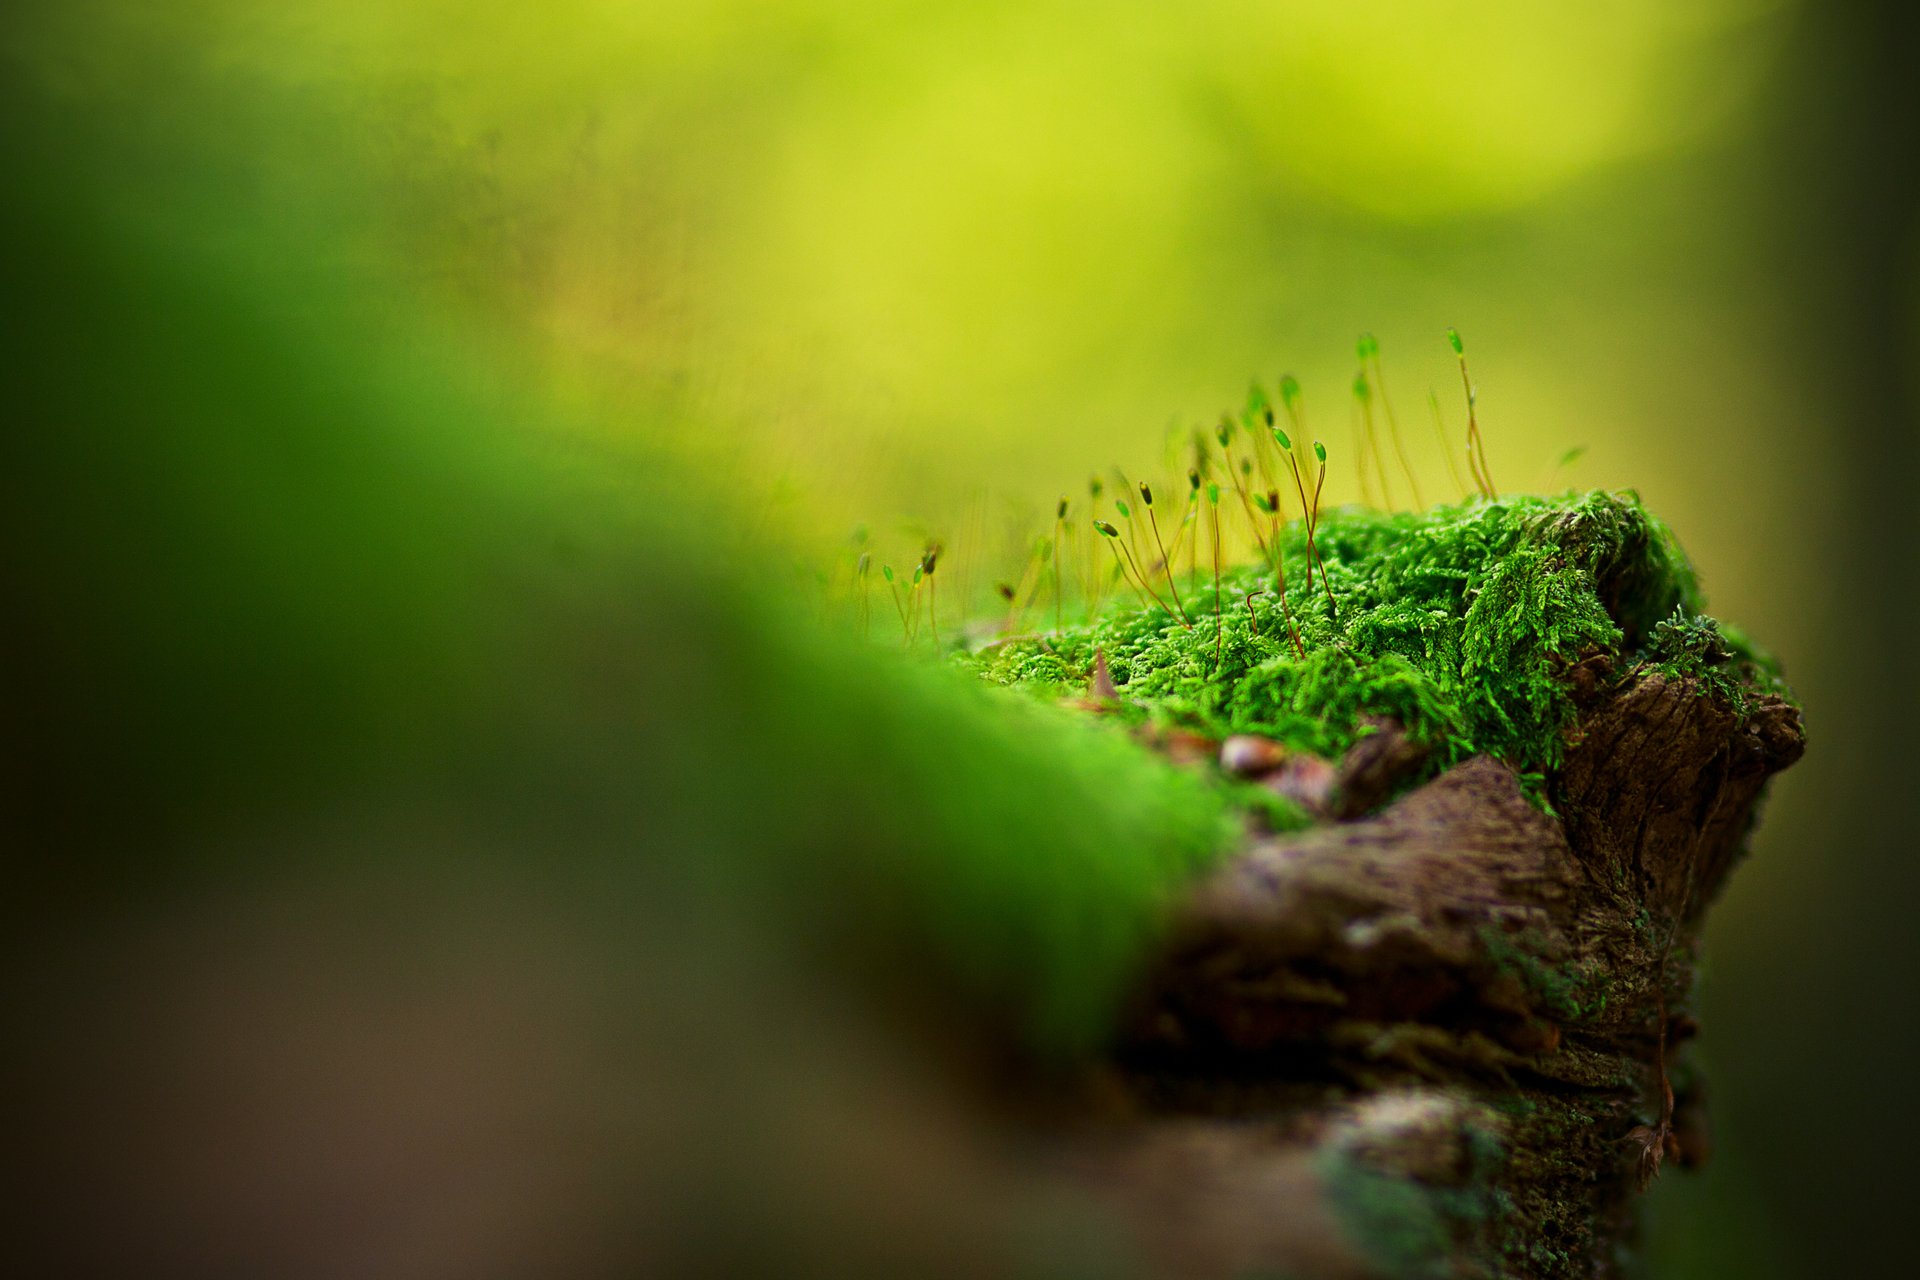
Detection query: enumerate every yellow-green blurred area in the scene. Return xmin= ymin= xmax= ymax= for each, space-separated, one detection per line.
xmin=26 ymin=0 xmax=1828 ymax=669
xmin=24 ymin=0 xmax=1798 ymax=542
xmin=7 ymin=1 xmax=1916 ymax=1276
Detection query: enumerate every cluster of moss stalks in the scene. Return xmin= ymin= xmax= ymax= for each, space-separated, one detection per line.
xmin=963 ymin=489 xmax=1791 ymax=818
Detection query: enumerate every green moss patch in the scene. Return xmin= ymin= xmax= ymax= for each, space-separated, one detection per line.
xmin=965 ymin=490 xmax=1783 ymax=794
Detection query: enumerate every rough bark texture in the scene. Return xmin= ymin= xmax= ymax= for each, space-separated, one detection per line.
xmin=1075 ymin=673 xmax=1804 ymax=1279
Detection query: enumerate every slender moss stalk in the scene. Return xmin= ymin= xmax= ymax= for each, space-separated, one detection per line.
xmin=1182 ymin=467 xmax=1203 ymax=596
xmin=1429 ymin=390 xmax=1473 ymax=500
xmin=1093 ymin=520 xmax=1153 ymax=613
xmin=1277 ymin=376 xmax=1319 ymax=591
xmin=1354 ymin=367 xmax=1394 ymax=511
xmin=920 ymin=544 xmax=942 ymax=648
xmin=857 ymin=552 xmax=871 ymax=640
xmin=909 ymin=566 xmax=924 ymax=642
xmin=1274 ymin=424 xmax=1316 ymax=595
xmin=1112 ymin=466 xmax=1154 ymax=574
xmin=882 ymin=564 xmax=909 ymax=643
xmin=1217 ymin=417 xmax=1274 ymax=566
xmin=1207 ymin=482 xmax=1223 ymax=665
xmin=1002 ymin=536 xmax=1047 ymax=634
xmin=1053 ymin=496 xmax=1068 ymax=630
xmin=1362 ymin=333 xmax=1424 ymax=509
xmin=1259 ymin=488 xmax=1305 ymax=659
xmin=1448 ymin=327 xmax=1496 ymax=498
xmin=1309 ymin=441 xmax=1337 ymax=615
xmin=1138 ymin=482 xmax=1193 ymax=626
xmin=1244 ymin=383 xmax=1281 ymax=496
xmin=1351 ymin=372 xmax=1380 ymax=509
xmin=1095 ymin=519 xmax=1188 ymax=627
xmin=996 ymin=580 xmax=1019 ymax=631
xmin=1085 ymin=475 xmax=1106 ymax=609
xmin=1115 ymin=495 xmax=1148 ymax=587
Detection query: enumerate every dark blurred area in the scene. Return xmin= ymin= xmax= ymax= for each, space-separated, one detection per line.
xmin=1642 ymin=1 xmax=1920 ymax=1276
xmin=4 ymin=1 xmax=1919 ymax=1276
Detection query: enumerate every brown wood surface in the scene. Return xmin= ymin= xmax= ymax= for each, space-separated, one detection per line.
xmin=1073 ymin=673 xmax=1804 ymax=1278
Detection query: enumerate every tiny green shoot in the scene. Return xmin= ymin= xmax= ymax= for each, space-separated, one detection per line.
xmin=1448 ymin=327 xmax=1496 ymax=498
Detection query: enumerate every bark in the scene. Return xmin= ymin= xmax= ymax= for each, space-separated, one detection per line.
xmin=1069 ymin=672 xmax=1804 ymax=1279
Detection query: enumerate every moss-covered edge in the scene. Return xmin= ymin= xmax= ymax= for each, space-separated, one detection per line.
xmin=962 ymin=490 xmax=1792 ymax=818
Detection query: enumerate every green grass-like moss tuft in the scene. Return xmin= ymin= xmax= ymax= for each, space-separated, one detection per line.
xmin=965 ymin=490 xmax=1783 ymax=793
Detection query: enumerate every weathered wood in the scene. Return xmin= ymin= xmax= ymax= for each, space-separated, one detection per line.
xmin=1076 ymin=673 xmax=1804 ymax=1279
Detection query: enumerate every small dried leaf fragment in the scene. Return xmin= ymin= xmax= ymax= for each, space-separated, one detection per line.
xmin=1089 ymin=649 xmax=1119 ymax=702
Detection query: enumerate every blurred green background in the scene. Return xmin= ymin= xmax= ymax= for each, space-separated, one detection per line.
xmin=9 ymin=1 xmax=1917 ymax=1274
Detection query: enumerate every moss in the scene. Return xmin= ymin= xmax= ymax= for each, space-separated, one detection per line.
xmin=1483 ymin=1093 xmax=1620 ymax=1278
xmin=1317 ymin=1110 xmax=1509 ymax=1279
xmin=1479 ymin=926 xmax=1610 ymax=1025
xmin=1644 ymin=607 xmax=1797 ymax=716
xmin=966 ymin=490 xmax=1770 ymax=803
xmin=1318 ymin=1161 xmax=1456 ymax=1279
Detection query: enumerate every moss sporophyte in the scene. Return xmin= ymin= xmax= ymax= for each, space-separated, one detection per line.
xmin=845 ymin=336 xmax=1790 ymax=819
xmin=967 ymin=488 xmax=1793 ymax=790
xmin=811 ymin=338 xmax=1800 ymax=1272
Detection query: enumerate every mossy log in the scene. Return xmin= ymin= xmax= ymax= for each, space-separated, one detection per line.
xmin=5 ymin=64 xmax=1813 ymax=1276
xmin=1065 ymin=671 xmax=1803 ymax=1279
